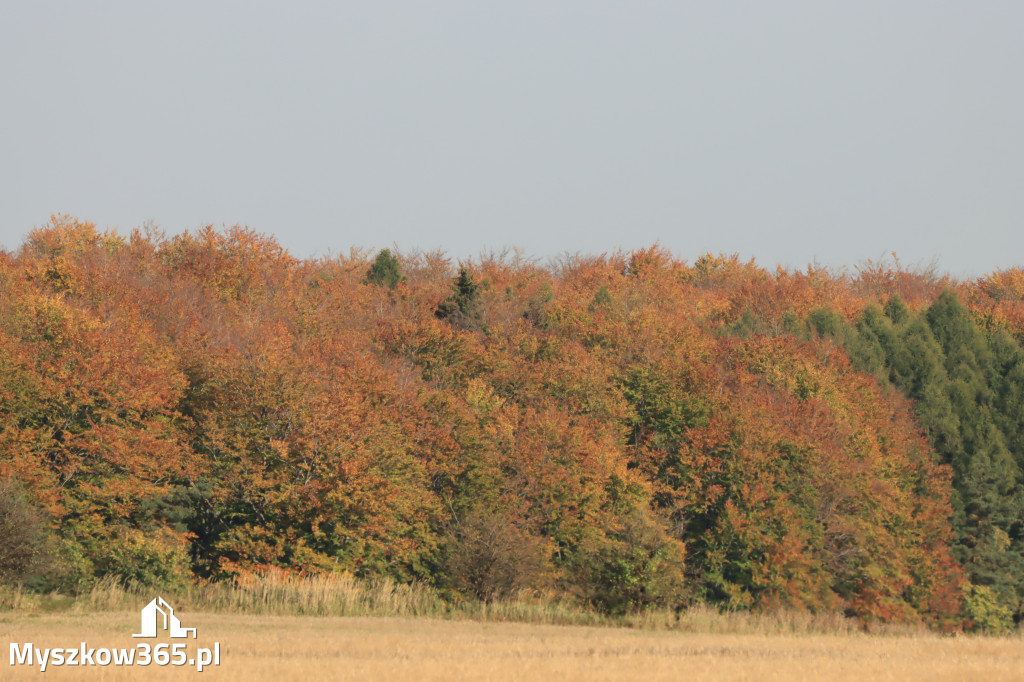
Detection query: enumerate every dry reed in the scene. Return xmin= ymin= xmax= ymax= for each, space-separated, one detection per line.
xmin=0 ymin=573 xmax=1009 ymax=638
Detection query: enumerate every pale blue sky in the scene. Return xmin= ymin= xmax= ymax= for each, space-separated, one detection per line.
xmin=2 ymin=1 xmax=1022 ymax=275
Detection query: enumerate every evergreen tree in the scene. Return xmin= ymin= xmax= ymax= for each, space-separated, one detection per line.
xmin=363 ymin=248 xmax=405 ymax=288
xmin=811 ymin=291 xmax=1024 ymax=624
xmin=883 ymin=294 xmax=911 ymax=326
xmin=986 ymin=330 xmax=1024 ymax=466
xmin=435 ymin=266 xmax=484 ymax=331
xmin=853 ymin=305 xmax=899 ymax=380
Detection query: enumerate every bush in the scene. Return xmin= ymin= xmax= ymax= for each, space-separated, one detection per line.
xmin=94 ymin=527 xmax=193 ymax=591
xmin=576 ymin=509 xmax=688 ymax=615
xmin=443 ymin=511 xmax=549 ymax=602
xmin=963 ymin=583 xmax=1015 ymax=634
xmin=0 ymin=477 xmax=55 ymax=585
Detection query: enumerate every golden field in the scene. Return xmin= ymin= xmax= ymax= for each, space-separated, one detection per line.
xmin=3 ymin=611 xmax=1023 ymax=681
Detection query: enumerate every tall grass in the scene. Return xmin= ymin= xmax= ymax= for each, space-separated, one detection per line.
xmin=0 ymin=573 xmax=938 ymax=637
xmin=65 ymin=573 xmax=449 ymax=618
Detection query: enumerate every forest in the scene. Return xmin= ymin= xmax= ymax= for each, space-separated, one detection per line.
xmin=2 ymin=216 xmax=1024 ymax=632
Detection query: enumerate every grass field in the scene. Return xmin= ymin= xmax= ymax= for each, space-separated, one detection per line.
xmin=3 ymin=611 xmax=1023 ymax=681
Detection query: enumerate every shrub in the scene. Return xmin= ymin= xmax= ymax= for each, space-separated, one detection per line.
xmin=444 ymin=511 xmax=549 ymax=602
xmin=576 ymin=509 xmax=688 ymax=615
xmin=0 ymin=477 xmax=55 ymax=585
xmin=94 ymin=527 xmax=194 ymax=591
xmin=963 ymin=583 xmax=1014 ymax=634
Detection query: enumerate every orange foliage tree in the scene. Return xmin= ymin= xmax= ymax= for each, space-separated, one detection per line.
xmin=5 ymin=218 xmax=1010 ymax=628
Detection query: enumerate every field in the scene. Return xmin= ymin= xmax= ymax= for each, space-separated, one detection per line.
xmin=3 ymin=611 xmax=1023 ymax=681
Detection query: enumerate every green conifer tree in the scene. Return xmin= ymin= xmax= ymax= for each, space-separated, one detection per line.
xmin=435 ymin=266 xmax=484 ymax=331
xmin=812 ymin=291 xmax=1024 ymax=626
xmin=363 ymin=248 xmax=405 ymax=288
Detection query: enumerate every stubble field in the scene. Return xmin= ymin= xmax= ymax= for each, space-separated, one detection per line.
xmin=3 ymin=612 xmax=1023 ymax=681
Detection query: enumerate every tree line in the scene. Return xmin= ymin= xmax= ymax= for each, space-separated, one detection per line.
xmin=3 ymin=217 xmax=1024 ymax=631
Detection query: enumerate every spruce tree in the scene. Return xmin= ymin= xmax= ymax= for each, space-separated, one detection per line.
xmin=435 ymin=266 xmax=484 ymax=331
xmin=813 ymin=291 xmax=1024 ymax=624
xmin=364 ymin=248 xmax=405 ymax=288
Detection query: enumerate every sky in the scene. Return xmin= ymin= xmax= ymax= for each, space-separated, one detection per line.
xmin=1 ymin=1 xmax=1022 ymax=276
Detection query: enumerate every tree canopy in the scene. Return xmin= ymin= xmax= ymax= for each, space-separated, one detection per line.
xmin=5 ymin=218 xmax=1024 ymax=630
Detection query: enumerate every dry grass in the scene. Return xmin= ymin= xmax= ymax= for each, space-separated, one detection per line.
xmin=0 ymin=574 xmax=888 ymax=635
xmin=2 ymin=611 xmax=1022 ymax=681
xmin=4 ymin=575 xmax=1021 ymax=680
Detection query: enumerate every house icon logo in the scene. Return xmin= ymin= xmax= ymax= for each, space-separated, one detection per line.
xmin=133 ymin=597 xmax=197 ymax=639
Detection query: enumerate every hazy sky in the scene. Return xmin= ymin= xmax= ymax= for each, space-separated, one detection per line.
xmin=2 ymin=1 xmax=1022 ymax=275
